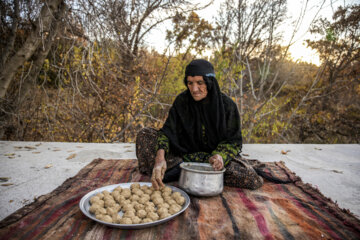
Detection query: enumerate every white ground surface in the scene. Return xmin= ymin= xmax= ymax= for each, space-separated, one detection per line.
xmin=0 ymin=141 xmax=359 ymax=221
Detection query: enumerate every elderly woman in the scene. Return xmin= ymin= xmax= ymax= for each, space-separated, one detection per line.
xmin=136 ymin=59 xmax=263 ymax=190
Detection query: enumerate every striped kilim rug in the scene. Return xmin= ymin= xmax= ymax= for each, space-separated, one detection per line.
xmin=0 ymin=158 xmax=359 ymax=240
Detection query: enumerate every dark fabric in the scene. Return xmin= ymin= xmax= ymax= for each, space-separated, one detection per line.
xmin=224 ymin=157 xmax=263 ymax=190
xmin=136 ymin=128 xmax=262 ymax=190
xmin=136 ymin=127 xmax=157 ymax=175
xmin=157 ymin=126 xmax=242 ymax=167
xmin=136 ymin=127 xmax=182 ymax=175
xmin=161 ymin=59 xmax=242 ymax=157
xmin=156 ymin=131 xmax=170 ymax=156
xmin=163 ymin=163 xmax=182 ymax=183
xmin=184 ymin=59 xmax=215 ymax=79
xmin=1 ymin=158 xmax=360 ymax=240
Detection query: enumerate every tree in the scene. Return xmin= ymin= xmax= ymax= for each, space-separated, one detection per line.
xmin=166 ymin=11 xmax=214 ymax=59
xmin=282 ymin=4 xmax=360 ymax=143
xmin=212 ymin=0 xmax=288 ymax=142
xmin=72 ymin=0 xmax=208 ymax=78
xmin=0 ymin=0 xmax=211 ymax=142
xmin=306 ymin=4 xmax=359 ymax=92
xmin=0 ymin=0 xmax=66 ymax=99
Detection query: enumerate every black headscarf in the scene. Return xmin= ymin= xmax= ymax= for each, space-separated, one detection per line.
xmin=161 ymin=59 xmax=242 ymax=156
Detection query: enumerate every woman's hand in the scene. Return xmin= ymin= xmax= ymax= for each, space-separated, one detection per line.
xmin=209 ymin=154 xmax=224 ymax=171
xmin=151 ymin=149 xmax=167 ymax=190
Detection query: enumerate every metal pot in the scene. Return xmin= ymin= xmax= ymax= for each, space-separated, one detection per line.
xmin=179 ymin=162 xmax=226 ymax=197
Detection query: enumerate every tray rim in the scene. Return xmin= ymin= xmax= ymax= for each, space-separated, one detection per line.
xmin=79 ymin=182 xmax=191 ymax=229
xmin=180 ymin=162 xmax=226 ymax=174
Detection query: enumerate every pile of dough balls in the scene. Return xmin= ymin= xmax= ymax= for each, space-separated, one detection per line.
xmin=88 ymin=183 xmax=186 ymax=224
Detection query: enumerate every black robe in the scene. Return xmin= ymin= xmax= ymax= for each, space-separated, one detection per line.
xmin=160 ymin=75 xmax=242 ymax=156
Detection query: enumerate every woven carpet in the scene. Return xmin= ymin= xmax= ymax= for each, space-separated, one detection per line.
xmin=0 ymin=158 xmax=359 ymax=240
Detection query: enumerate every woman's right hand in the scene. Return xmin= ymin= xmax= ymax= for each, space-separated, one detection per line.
xmin=151 ymin=149 xmax=167 ymax=190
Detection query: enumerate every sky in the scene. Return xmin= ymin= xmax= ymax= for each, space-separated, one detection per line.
xmin=146 ymin=0 xmax=357 ymax=66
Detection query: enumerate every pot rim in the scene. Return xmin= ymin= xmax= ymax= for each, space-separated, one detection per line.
xmin=180 ymin=162 xmax=226 ymax=174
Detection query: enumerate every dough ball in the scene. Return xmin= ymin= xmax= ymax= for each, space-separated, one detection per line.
xmin=133 ymin=189 xmax=144 ymax=196
xmin=130 ymin=201 xmax=139 ymax=207
xmin=95 ymin=213 xmax=104 ymax=220
xmin=111 ymin=212 xmax=119 ymax=218
xmin=142 ymin=218 xmax=153 ymax=223
xmin=151 ymin=194 xmax=161 ymax=202
xmin=119 ymin=217 xmax=132 ymax=224
xmin=134 ymin=203 xmax=145 ymax=211
xmin=144 ymin=201 xmax=155 ymax=208
xmin=89 ymin=204 xmax=101 ymax=214
xmin=130 ymin=183 xmax=141 ymax=190
xmin=152 ymin=197 xmax=164 ymax=206
xmin=131 ymin=216 xmax=141 ymax=224
xmin=114 ymin=195 xmax=125 ymax=204
xmin=104 ymin=195 xmax=115 ymax=202
xmin=162 ymin=191 xmax=171 ymax=197
xmin=171 ymin=192 xmax=182 ymax=199
xmin=140 ymin=185 xmax=149 ymax=191
xmin=113 ymin=204 xmax=121 ymax=212
xmin=137 ymin=198 xmax=147 ymax=205
xmin=123 ymin=199 xmax=131 ymax=205
xmin=96 ymin=193 xmax=104 ymax=199
xmin=104 ymin=199 xmax=116 ymax=208
xmin=111 ymin=191 xmax=120 ymax=199
xmin=138 ymin=195 xmax=150 ymax=204
xmin=102 ymin=215 xmax=113 ymax=223
xmin=106 ymin=207 xmax=118 ymax=216
xmin=152 ymin=190 xmax=162 ymax=197
xmin=147 ymin=211 xmax=159 ymax=221
xmin=123 ymin=210 xmax=136 ymax=218
xmin=169 ymin=204 xmax=182 ymax=215
xmin=163 ymin=196 xmax=172 ymax=202
xmin=121 ymin=189 xmax=131 ymax=199
xmin=175 ymin=196 xmax=185 ymax=206
xmin=166 ymin=199 xmax=177 ymax=205
xmin=103 ymin=194 xmax=114 ymax=201
xmin=161 ymin=186 xmax=172 ymax=193
xmin=145 ymin=206 xmax=156 ymax=213
xmin=144 ymin=189 xmax=153 ymax=195
xmin=122 ymin=204 xmax=135 ymax=212
xmin=130 ymin=194 xmax=140 ymax=202
xmin=137 ymin=209 xmax=147 ymax=218
xmin=112 ymin=214 xmax=122 ymax=224
xmin=156 ymin=203 xmax=166 ymax=209
xmin=95 ymin=199 xmax=105 ymax=208
xmin=90 ymin=196 xmax=101 ymax=204
xmin=159 ymin=212 xmax=171 ymax=219
xmin=157 ymin=207 xmax=168 ymax=216
xmin=102 ymin=190 xmax=111 ymax=196
xmin=162 ymin=203 xmax=170 ymax=209
xmin=95 ymin=207 xmax=107 ymax=215
xmin=114 ymin=186 xmax=123 ymax=192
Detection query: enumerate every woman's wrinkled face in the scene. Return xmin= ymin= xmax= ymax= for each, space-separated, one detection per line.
xmin=187 ymin=76 xmax=208 ymax=101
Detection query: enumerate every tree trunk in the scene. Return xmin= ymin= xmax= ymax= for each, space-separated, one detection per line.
xmin=0 ymin=0 xmax=20 ymax=69
xmin=18 ymin=1 xmax=66 ymax=105
xmin=0 ymin=0 xmax=65 ymax=99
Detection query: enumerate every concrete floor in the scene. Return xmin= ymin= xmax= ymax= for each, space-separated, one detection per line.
xmin=0 ymin=141 xmax=359 ymax=221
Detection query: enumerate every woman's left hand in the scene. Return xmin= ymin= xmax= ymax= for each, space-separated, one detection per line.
xmin=209 ymin=154 xmax=224 ymax=171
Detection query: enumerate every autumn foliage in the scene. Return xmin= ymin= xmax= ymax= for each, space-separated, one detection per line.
xmin=0 ymin=1 xmax=359 ymax=143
